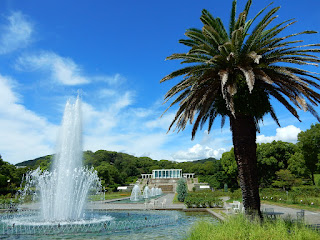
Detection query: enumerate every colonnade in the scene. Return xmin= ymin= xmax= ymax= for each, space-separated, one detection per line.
xmin=183 ymin=173 xmax=195 ymax=178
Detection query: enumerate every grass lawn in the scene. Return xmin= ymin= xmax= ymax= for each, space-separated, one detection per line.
xmin=186 ymin=215 xmax=320 ymax=240
xmin=172 ymin=193 xmax=182 ymax=204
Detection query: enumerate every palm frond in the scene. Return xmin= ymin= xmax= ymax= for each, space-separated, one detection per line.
xmin=161 ymin=0 xmax=320 ymax=138
xmin=242 ymin=6 xmax=280 ymax=53
xmin=229 ymin=0 xmax=237 ymax=37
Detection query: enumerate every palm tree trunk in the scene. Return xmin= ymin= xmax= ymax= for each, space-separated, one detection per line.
xmin=230 ymin=114 xmax=262 ymax=219
xmin=311 ymin=172 xmax=315 ymax=185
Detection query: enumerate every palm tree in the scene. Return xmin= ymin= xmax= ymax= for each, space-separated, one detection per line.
xmin=161 ymin=0 xmax=320 ymax=218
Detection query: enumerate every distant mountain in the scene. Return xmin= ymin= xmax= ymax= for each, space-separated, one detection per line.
xmin=15 ymin=152 xmax=218 ymax=167
xmin=192 ymin=157 xmax=218 ymax=164
xmin=15 ymin=155 xmax=53 ymax=167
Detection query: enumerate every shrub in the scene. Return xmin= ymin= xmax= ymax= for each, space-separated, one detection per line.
xmin=184 ymin=192 xmax=223 ymax=208
xmin=228 ymin=189 xmax=242 ymax=200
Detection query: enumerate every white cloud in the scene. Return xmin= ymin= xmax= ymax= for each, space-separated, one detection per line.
xmin=128 ymin=108 xmax=154 ymax=118
xmin=0 ymin=11 xmax=33 ymax=54
xmin=172 ymin=144 xmax=226 ymax=161
xmin=257 ymin=125 xmax=301 ymax=143
xmin=82 ymin=102 xmax=118 ymax=136
xmin=93 ymin=74 xmax=126 ymax=85
xmin=97 ymin=89 xmax=117 ymax=98
xmin=110 ymin=91 xmax=133 ymax=112
xmin=16 ymin=52 xmax=89 ymax=85
xmin=0 ymin=75 xmax=57 ymax=164
xmin=16 ymin=52 xmax=129 ymax=87
xmin=145 ymin=113 xmax=175 ymax=130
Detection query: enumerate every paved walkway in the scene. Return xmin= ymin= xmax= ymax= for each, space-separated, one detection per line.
xmin=87 ymin=193 xmax=186 ymax=210
xmin=261 ymin=203 xmax=320 ymax=225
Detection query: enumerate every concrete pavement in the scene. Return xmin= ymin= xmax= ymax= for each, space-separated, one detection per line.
xmin=261 ymin=203 xmax=320 ymax=225
xmin=86 ymin=193 xmax=186 ymax=210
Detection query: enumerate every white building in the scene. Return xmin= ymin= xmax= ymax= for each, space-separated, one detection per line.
xmin=141 ymin=169 xmax=194 ymax=179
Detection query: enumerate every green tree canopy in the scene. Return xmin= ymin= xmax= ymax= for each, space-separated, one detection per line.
xmin=297 ymin=124 xmax=320 ymax=184
xmin=257 ymin=141 xmax=297 ymax=186
xmin=272 ymin=169 xmax=296 ymax=191
xmin=220 ymin=149 xmax=238 ymax=188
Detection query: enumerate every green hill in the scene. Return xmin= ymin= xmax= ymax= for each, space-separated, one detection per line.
xmin=12 ymin=150 xmax=226 ymax=191
xmin=15 ymin=155 xmax=53 ymax=167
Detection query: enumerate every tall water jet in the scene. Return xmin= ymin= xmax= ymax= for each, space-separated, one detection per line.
xmin=130 ymin=185 xmax=141 ymax=201
xmin=53 ymin=96 xmax=83 ymax=220
xmin=150 ymin=187 xmax=156 ymax=197
xmin=22 ymin=96 xmax=101 ymax=222
xmin=143 ymin=186 xmax=150 ymax=199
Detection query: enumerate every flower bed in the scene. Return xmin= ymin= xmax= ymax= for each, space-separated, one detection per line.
xmin=260 ymin=187 xmax=320 ymax=208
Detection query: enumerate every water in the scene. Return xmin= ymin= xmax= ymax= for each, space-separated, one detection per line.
xmin=0 ymin=210 xmax=217 ymax=239
xmin=156 ymin=188 xmax=162 ymax=195
xmin=20 ymin=96 xmax=101 ymax=222
xmin=109 ymin=194 xmax=164 ymax=204
xmin=130 ymin=185 xmax=142 ymax=201
xmin=151 ymin=187 xmax=155 ymax=197
xmin=143 ymin=186 xmax=150 ymax=199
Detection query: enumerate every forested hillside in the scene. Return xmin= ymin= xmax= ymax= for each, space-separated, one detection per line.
xmin=14 ymin=150 xmax=225 ymax=191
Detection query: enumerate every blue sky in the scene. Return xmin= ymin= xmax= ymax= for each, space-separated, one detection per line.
xmin=0 ymin=0 xmax=320 ymax=164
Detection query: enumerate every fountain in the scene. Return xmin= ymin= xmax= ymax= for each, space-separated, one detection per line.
xmin=19 ymin=96 xmax=101 ymax=222
xmin=130 ymin=185 xmax=141 ymax=201
xmin=151 ymin=187 xmax=156 ymax=197
xmin=143 ymin=186 xmax=150 ymax=199
xmin=0 ymin=96 xmax=178 ymax=236
xmin=156 ymin=187 xmax=162 ymax=196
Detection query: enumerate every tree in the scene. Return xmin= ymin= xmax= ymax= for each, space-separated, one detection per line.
xmin=198 ymin=160 xmax=229 ymax=189
xmin=220 ymin=149 xmax=239 ymax=188
xmin=272 ymin=169 xmax=296 ymax=191
xmin=297 ymin=124 xmax=320 ymax=185
xmin=288 ymin=151 xmax=309 ymax=180
xmin=176 ymin=178 xmax=188 ymax=202
xmin=257 ymin=141 xmax=297 ymax=186
xmin=96 ymin=162 xmax=111 ymax=185
xmin=161 ymin=0 xmax=320 ymax=218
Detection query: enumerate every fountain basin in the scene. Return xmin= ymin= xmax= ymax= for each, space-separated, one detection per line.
xmin=0 ymin=210 xmax=178 ymax=235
